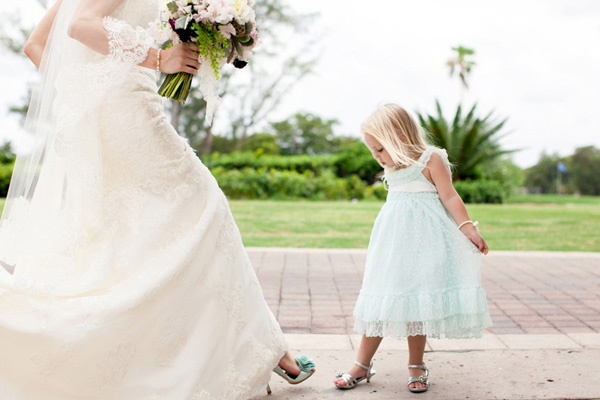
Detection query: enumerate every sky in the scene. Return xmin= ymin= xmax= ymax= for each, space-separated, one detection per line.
xmin=1 ymin=0 xmax=599 ymax=167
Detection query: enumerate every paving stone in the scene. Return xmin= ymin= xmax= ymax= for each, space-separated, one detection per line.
xmin=250 ymin=248 xmax=600 ymax=336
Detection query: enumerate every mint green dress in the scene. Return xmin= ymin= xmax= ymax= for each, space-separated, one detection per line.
xmin=353 ymin=147 xmax=492 ymax=339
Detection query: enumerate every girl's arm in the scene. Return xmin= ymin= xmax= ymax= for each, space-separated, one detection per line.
xmin=24 ymin=0 xmax=199 ymax=74
xmin=426 ymin=153 xmax=489 ymax=254
xmin=24 ymin=0 xmax=64 ymax=68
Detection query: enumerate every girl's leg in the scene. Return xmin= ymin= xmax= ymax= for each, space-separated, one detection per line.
xmin=407 ymin=335 xmax=427 ymax=389
xmin=333 ymin=335 xmax=383 ymax=386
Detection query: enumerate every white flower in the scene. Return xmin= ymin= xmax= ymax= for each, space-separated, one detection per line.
xmin=206 ymin=0 xmax=236 ymax=24
xmin=232 ymin=0 xmax=254 ymax=24
xmin=147 ymin=20 xmax=174 ymax=44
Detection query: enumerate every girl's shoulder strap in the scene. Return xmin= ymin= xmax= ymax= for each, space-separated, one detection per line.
xmin=419 ymin=147 xmax=451 ymax=171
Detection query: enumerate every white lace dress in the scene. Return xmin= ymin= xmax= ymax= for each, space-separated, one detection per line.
xmin=0 ymin=1 xmax=286 ymax=399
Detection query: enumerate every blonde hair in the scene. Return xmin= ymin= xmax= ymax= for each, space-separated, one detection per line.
xmin=361 ymin=104 xmax=429 ymax=168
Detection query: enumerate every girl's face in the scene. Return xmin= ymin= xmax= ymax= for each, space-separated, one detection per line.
xmin=364 ymin=133 xmax=395 ymax=168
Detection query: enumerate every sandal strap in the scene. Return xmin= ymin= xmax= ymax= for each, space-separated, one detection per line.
xmin=407 ymin=363 xmax=427 ymax=370
xmin=336 ymin=372 xmax=357 ymax=386
xmin=354 ymin=360 xmax=371 ymax=371
xmin=407 ymin=375 xmax=430 ymax=385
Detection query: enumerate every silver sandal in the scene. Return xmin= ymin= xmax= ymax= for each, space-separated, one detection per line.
xmin=334 ymin=360 xmax=376 ymax=390
xmin=407 ymin=363 xmax=429 ymax=393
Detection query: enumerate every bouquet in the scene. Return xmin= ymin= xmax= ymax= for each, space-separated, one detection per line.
xmin=148 ymin=0 xmax=258 ymax=121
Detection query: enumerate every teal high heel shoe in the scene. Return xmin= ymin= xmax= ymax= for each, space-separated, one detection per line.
xmin=267 ymin=355 xmax=316 ymax=394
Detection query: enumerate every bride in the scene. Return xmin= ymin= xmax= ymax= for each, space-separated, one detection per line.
xmin=0 ymin=0 xmax=315 ymax=398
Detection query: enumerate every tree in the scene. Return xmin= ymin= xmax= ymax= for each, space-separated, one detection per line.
xmin=524 ymin=152 xmax=565 ymax=194
xmin=0 ymin=142 xmax=15 ymax=165
xmin=167 ymin=0 xmax=318 ymax=154
xmin=270 ymin=112 xmax=338 ymax=155
xmin=569 ymin=146 xmax=600 ymax=195
xmin=239 ymin=132 xmax=280 ymax=155
xmin=1 ymin=0 xmax=318 ymax=155
xmin=447 ymin=45 xmax=476 ymax=89
xmin=417 ymin=101 xmax=515 ymax=180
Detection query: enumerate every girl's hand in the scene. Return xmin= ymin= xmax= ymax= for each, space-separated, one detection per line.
xmin=160 ymin=43 xmax=201 ymax=74
xmin=460 ymin=225 xmax=489 ymax=255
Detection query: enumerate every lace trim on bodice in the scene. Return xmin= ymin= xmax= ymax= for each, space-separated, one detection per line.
xmin=103 ymin=16 xmax=154 ymax=65
xmin=383 ymin=147 xmax=450 ymax=192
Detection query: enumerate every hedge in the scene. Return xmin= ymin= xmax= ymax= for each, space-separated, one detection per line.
xmin=211 ymin=167 xmax=371 ymax=200
xmin=204 ymin=152 xmax=337 ymax=176
xmin=454 ymin=179 xmax=507 ymax=204
xmin=0 ymin=163 xmax=13 ymax=198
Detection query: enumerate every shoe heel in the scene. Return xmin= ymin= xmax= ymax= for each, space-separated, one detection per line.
xmin=266 ymin=384 xmax=272 ymax=395
xmin=366 ymin=370 xmax=376 ymax=382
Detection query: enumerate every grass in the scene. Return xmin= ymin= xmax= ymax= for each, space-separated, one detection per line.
xmin=1 ymin=195 xmax=598 ymax=251
xmin=229 ymin=195 xmax=600 ymax=251
xmin=508 ymin=194 xmax=600 ymax=205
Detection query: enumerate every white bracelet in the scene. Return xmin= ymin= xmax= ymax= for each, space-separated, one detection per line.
xmin=458 ymin=220 xmax=479 ymax=231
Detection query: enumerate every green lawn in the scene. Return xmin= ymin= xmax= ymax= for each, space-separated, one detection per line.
xmin=1 ymin=195 xmax=598 ymax=251
xmin=229 ymin=195 xmax=600 ymax=251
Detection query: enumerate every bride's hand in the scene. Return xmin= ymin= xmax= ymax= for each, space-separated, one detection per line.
xmin=160 ymin=43 xmax=201 ymax=74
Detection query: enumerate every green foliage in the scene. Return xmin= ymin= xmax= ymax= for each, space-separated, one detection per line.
xmin=0 ymin=143 xmax=15 ymax=197
xmin=417 ymin=101 xmax=514 ymax=180
xmin=0 ymin=163 xmax=14 ymax=198
xmin=454 ymin=179 xmax=507 ymax=204
xmin=0 ymin=142 xmax=15 ymax=165
xmin=204 ymin=152 xmax=336 ymax=174
xmin=239 ymin=133 xmax=280 ymax=155
xmin=333 ymin=140 xmax=382 ymax=185
xmin=206 ymin=135 xmax=237 ymax=154
xmin=211 ymin=167 xmax=370 ymax=200
xmin=569 ymin=146 xmax=600 ymax=195
xmin=271 ymin=113 xmax=339 ymax=155
xmin=524 ymin=152 xmax=565 ymax=194
xmin=191 ymin=22 xmax=228 ymax=78
xmin=372 ymin=183 xmax=387 ymax=200
xmin=479 ymin=157 xmax=524 ymax=197
xmin=448 ymin=45 xmax=476 ymax=88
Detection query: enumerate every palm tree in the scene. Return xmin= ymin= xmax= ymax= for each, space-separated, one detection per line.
xmin=417 ymin=100 xmax=515 ymax=180
xmin=447 ymin=45 xmax=476 ymax=89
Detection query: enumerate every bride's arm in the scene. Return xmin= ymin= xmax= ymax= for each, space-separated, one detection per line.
xmin=68 ymin=0 xmax=199 ymax=74
xmin=25 ymin=0 xmax=199 ymax=73
xmin=24 ymin=0 xmax=64 ymax=69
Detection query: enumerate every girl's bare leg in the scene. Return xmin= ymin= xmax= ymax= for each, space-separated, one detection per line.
xmin=407 ymin=335 xmax=427 ymax=389
xmin=333 ymin=335 xmax=383 ymax=386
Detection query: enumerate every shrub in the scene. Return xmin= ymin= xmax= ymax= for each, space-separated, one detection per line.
xmin=480 ymin=158 xmax=523 ymax=198
xmin=204 ymin=152 xmax=337 ymax=175
xmin=211 ymin=167 xmax=370 ymax=200
xmin=372 ymin=183 xmax=387 ymax=200
xmin=333 ymin=140 xmax=382 ymax=184
xmin=0 ymin=163 xmax=13 ymax=197
xmin=239 ymin=133 xmax=281 ymax=155
xmin=454 ymin=179 xmax=507 ymax=204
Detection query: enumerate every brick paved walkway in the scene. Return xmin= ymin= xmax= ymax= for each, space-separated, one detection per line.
xmin=248 ymin=249 xmax=600 ymax=335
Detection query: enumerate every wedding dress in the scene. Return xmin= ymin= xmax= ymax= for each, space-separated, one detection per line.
xmin=0 ymin=0 xmax=287 ymax=398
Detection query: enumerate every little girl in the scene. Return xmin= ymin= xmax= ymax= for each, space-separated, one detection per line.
xmin=333 ymin=104 xmax=492 ymax=393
